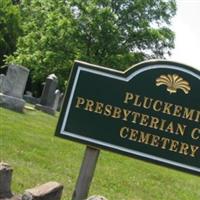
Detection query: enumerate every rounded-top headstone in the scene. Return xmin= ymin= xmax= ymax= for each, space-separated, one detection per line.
xmin=39 ymin=74 xmax=58 ymax=107
xmin=47 ymin=74 xmax=57 ymax=80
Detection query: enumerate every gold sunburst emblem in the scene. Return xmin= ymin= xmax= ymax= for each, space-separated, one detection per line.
xmin=156 ymin=74 xmax=191 ymax=94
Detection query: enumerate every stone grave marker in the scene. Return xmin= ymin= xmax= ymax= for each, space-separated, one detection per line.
xmin=23 ymin=91 xmax=39 ymax=105
xmin=0 ymin=162 xmax=13 ymax=199
xmin=57 ymin=92 xmax=64 ymax=111
xmin=0 ymin=64 xmax=29 ymax=112
xmin=0 ymin=74 xmax=5 ymax=93
xmin=53 ymin=89 xmax=60 ymax=111
xmin=35 ymin=74 xmax=58 ymax=115
xmin=22 ymin=182 xmax=63 ymax=200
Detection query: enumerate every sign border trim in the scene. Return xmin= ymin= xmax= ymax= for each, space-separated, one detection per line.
xmin=56 ymin=60 xmax=200 ymax=175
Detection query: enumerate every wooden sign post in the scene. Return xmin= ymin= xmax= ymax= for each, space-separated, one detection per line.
xmin=55 ymin=60 xmax=199 ymax=199
xmin=72 ymin=146 xmax=100 ymax=200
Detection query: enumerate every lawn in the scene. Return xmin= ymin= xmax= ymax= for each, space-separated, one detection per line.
xmin=0 ymin=107 xmax=199 ymax=200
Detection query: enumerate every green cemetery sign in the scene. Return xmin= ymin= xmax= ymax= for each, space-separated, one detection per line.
xmin=55 ymin=60 xmax=200 ymax=175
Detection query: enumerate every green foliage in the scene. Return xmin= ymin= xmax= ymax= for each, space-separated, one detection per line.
xmin=6 ymin=0 xmax=176 ymax=91
xmin=0 ymin=0 xmax=21 ymax=66
xmin=7 ymin=0 xmax=77 ymax=91
xmin=70 ymin=0 xmax=176 ymax=70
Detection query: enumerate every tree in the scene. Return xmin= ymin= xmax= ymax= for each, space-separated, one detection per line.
xmin=0 ymin=0 xmax=21 ymax=66
xmin=70 ymin=0 xmax=176 ymax=70
xmin=7 ymin=0 xmax=77 ymax=94
xmin=7 ymin=0 xmax=176 ymax=93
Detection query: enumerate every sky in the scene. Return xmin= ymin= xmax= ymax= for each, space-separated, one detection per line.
xmin=169 ymin=0 xmax=200 ymax=70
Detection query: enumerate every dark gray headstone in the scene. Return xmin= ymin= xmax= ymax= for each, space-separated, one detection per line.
xmin=0 ymin=162 xmax=13 ymax=199
xmin=0 ymin=93 xmax=26 ymax=112
xmin=40 ymin=74 xmax=58 ymax=107
xmin=23 ymin=91 xmax=39 ymax=105
xmin=35 ymin=74 xmax=58 ymax=115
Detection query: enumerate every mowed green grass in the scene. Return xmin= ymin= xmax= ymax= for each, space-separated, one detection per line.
xmin=0 ymin=107 xmax=199 ymax=200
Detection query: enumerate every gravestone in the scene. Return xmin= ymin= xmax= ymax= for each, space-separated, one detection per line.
xmin=22 ymin=182 xmax=63 ymax=200
xmin=35 ymin=74 xmax=58 ymax=115
xmin=53 ymin=89 xmax=60 ymax=111
xmin=0 ymin=74 xmax=5 ymax=93
xmin=23 ymin=91 xmax=39 ymax=105
xmin=0 ymin=64 xmax=29 ymax=112
xmin=57 ymin=92 xmax=64 ymax=111
xmin=0 ymin=162 xmax=13 ymax=199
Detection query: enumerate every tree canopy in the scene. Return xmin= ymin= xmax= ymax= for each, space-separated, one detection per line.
xmin=0 ymin=0 xmax=21 ymax=66
xmin=5 ymin=0 xmax=176 ymax=93
xmin=71 ymin=0 xmax=176 ymax=70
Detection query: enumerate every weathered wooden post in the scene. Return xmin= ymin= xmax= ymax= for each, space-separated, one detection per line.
xmin=0 ymin=162 xmax=13 ymax=199
xmin=72 ymin=146 xmax=100 ymax=200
